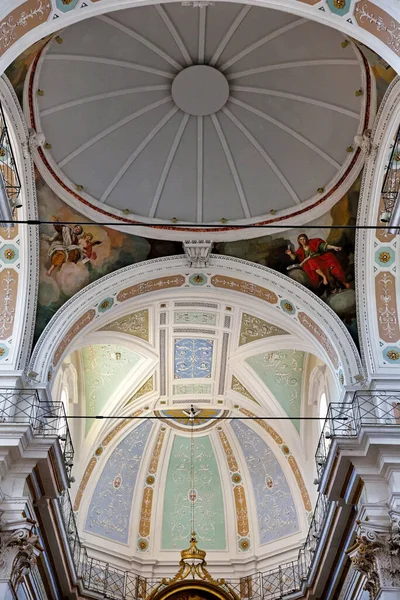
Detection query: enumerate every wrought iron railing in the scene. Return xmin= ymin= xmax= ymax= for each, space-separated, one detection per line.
xmin=0 ymin=102 xmax=21 ymax=212
xmin=0 ymin=388 xmax=74 ymax=476
xmin=3 ymin=388 xmax=398 ymax=599
xmin=315 ymin=390 xmax=400 ymax=480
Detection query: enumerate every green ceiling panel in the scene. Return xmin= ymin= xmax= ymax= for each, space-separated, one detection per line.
xmin=82 ymin=344 xmax=143 ymax=434
xmin=162 ymin=434 xmax=226 ymax=550
xmin=246 ymin=350 xmax=304 ymax=433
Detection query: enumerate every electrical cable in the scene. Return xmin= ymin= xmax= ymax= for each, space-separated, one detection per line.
xmin=0 ymin=219 xmax=395 ymax=230
xmin=49 ymin=414 xmax=349 ymax=421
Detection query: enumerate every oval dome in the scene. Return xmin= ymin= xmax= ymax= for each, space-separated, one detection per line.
xmin=28 ymin=2 xmax=371 ymax=237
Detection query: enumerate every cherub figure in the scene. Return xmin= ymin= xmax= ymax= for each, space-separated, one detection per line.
xmin=78 ymin=232 xmax=102 ymax=264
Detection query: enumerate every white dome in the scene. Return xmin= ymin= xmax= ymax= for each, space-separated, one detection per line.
xmin=29 ymin=2 xmax=369 ymax=234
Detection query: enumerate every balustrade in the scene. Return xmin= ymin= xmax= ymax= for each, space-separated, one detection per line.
xmin=2 ymin=389 xmax=400 ymax=599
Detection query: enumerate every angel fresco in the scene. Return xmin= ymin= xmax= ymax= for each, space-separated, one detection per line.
xmin=285 ymin=234 xmax=351 ymax=294
xmin=42 ymin=217 xmax=101 ymax=276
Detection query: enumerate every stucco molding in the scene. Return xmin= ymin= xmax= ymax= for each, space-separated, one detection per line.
xmin=29 ymin=255 xmax=363 ymax=387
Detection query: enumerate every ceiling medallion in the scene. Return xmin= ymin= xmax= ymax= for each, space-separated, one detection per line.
xmin=155 ymin=408 xmax=229 ymax=432
xmin=172 ymin=66 xmax=229 ymax=116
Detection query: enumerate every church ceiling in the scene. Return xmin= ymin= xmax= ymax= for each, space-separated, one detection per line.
xmin=68 ymin=298 xmax=312 ymax=565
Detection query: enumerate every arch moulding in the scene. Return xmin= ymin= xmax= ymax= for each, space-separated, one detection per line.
xmin=29 ymin=255 xmax=363 ymax=389
xmin=357 ymin=76 xmax=400 ymax=380
xmin=0 ymin=1 xmax=400 ymax=80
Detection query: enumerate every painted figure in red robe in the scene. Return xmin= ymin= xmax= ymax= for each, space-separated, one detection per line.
xmin=285 ymin=234 xmax=351 ymax=292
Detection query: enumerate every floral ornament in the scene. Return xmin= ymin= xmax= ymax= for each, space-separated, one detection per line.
xmin=189 ymin=273 xmax=207 ymax=286
xmin=98 ymin=297 xmax=114 ymax=313
xmin=376 ymin=247 xmax=395 ymax=267
xmin=384 ymin=347 xmax=400 ymax=362
xmin=0 ymin=344 xmax=9 ymax=358
xmin=56 ymin=0 xmax=80 ymax=12
xmin=327 ymin=0 xmax=350 ymax=15
xmin=138 ymin=539 xmax=148 ymax=551
xmin=280 ymin=299 xmax=296 ymax=315
xmin=0 ymin=244 xmax=19 ymax=263
xmin=239 ymin=538 xmax=250 ymax=551
xmin=380 ymin=252 xmax=391 ymax=263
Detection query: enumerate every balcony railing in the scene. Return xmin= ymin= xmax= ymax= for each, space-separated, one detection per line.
xmin=0 ymin=388 xmax=74 ymax=476
xmin=315 ymin=390 xmax=400 ymax=480
xmin=3 ymin=389 xmax=398 ymax=600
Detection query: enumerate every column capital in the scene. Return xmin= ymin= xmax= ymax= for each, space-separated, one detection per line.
xmin=0 ymin=514 xmax=43 ymax=588
xmin=346 ymin=512 xmax=400 ymax=599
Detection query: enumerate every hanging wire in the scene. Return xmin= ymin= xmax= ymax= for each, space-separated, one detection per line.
xmin=190 ymin=410 xmax=195 ymax=536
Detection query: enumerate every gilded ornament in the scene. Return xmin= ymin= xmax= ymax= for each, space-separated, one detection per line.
xmin=146 ymin=475 xmax=155 ymax=485
xmin=379 ymin=251 xmax=391 ymax=263
xmin=387 ymin=350 xmax=400 ymax=361
xmin=4 ymin=248 xmax=15 ymax=260
xmin=95 ymin=447 xmax=103 ymax=456
xmin=333 ymin=0 xmax=345 ymax=9
xmin=138 ymin=539 xmax=148 ymax=550
xmin=0 ymin=348 xmax=5 ymax=356
xmin=355 ymin=89 xmax=363 ymax=97
xmin=239 ymin=539 xmax=249 ymax=550
xmin=0 ymin=148 xmax=5 ymax=157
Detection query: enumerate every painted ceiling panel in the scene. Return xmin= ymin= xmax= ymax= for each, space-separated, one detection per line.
xmin=231 ymin=375 xmax=259 ymax=405
xmin=100 ymin=309 xmax=149 ymax=341
xmin=174 ymin=338 xmax=214 ymax=379
xmin=162 ymin=435 xmax=226 ymax=550
xmin=239 ymin=313 xmax=288 ymax=346
xmin=230 ymin=420 xmax=299 ymax=544
xmin=246 ymin=350 xmax=304 ymax=432
xmin=81 ymin=344 xmax=144 ymax=434
xmin=84 ymin=420 xmax=153 ymax=543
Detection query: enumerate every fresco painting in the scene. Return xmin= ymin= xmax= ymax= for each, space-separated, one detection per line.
xmin=214 ymin=177 xmax=361 ymax=343
xmin=35 ymin=175 xmax=182 ymax=341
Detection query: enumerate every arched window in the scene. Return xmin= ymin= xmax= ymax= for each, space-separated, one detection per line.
xmin=60 ymin=387 xmax=68 ymax=412
xmin=319 ymin=392 xmax=328 ymax=429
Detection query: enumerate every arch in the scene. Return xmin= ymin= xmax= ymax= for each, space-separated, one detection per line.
xmin=0 ymin=75 xmax=38 ymax=374
xmin=1 ymin=0 xmax=400 ymax=80
xmin=357 ymin=76 xmax=400 ymax=378
xmin=29 ymin=255 xmax=363 ymax=388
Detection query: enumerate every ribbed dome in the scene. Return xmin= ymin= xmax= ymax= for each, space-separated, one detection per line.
xmin=31 ymin=2 xmax=366 ymax=228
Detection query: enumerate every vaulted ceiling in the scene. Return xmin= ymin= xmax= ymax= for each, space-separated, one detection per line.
xmin=57 ymin=295 xmax=328 ymax=572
